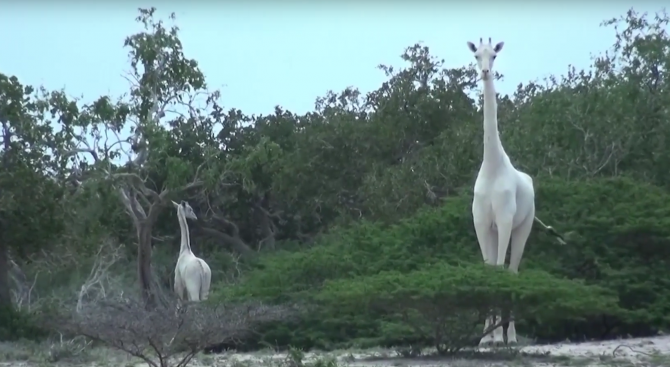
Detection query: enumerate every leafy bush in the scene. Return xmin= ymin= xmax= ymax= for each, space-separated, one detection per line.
xmin=220 ymin=193 xmax=477 ymax=302
xmin=318 ymin=263 xmax=617 ymax=353
xmin=0 ymin=305 xmax=46 ymax=341
xmin=524 ymin=177 xmax=670 ymax=339
xmin=214 ymin=177 xmax=670 ymax=350
xmin=319 ymin=263 xmax=616 ymax=318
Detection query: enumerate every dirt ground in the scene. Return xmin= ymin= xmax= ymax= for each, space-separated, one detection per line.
xmin=224 ymin=335 xmax=670 ymax=367
xmin=1 ymin=335 xmax=669 ymax=367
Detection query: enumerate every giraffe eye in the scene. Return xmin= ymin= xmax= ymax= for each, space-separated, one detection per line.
xmin=492 ymin=55 xmax=497 ymax=60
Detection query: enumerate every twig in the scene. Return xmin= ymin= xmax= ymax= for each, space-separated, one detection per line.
xmin=534 ymin=216 xmax=567 ymax=245
xmin=612 ymin=344 xmax=654 ymax=358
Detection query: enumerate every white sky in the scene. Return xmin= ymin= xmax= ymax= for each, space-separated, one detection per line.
xmin=1 ymin=3 xmax=661 ymax=117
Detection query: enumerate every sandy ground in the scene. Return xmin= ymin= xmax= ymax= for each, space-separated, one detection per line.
xmin=216 ymin=335 xmax=670 ymax=367
xmin=2 ymin=335 xmax=670 ymax=367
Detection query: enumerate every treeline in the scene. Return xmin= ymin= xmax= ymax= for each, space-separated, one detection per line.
xmin=0 ymin=7 xmax=669 ymax=353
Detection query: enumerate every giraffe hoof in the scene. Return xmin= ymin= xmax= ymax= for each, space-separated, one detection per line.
xmin=493 ymin=341 xmax=506 ymax=348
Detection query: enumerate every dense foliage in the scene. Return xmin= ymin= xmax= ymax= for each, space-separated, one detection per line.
xmin=1 ymin=7 xmax=669 ymax=354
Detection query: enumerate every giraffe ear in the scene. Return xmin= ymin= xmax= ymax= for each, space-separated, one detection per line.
xmin=172 ymin=201 xmax=179 ymax=208
xmin=494 ymin=42 xmax=504 ymax=53
xmin=467 ymin=41 xmax=477 ymax=53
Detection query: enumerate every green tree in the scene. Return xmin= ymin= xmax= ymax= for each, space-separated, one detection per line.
xmin=0 ymin=76 xmax=71 ymax=310
xmin=65 ymin=8 xmax=216 ymax=308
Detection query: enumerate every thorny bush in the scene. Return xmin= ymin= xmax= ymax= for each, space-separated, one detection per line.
xmin=39 ymin=297 xmax=300 ymax=367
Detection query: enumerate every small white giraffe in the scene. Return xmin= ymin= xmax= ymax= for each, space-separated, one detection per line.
xmin=173 ymin=200 xmax=212 ymax=302
xmin=467 ymin=38 xmax=536 ymax=347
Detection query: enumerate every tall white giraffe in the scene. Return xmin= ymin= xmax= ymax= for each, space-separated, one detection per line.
xmin=467 ymin=38 xmax=535 ymax=347
xmin=173 ymin=200 xmax=212 ymax=302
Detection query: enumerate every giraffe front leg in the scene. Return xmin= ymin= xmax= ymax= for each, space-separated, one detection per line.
xmin=474 ymin=225 xmax=500 ymax=348
xmin=491 ymin=192 xmax=516 ymax=347
xmin=507 ymin=312 xmax=518 ymax=345
xmin=479 ymin=314 xmax=495 ymax=347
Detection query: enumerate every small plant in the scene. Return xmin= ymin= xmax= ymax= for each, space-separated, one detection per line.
xmin=285 ymin=346 xmax=306 ymax=367
xmin=311 ymin=356 xmax=338 ymax=367
xmin=46 ymin=335 xmax=92 ymax=362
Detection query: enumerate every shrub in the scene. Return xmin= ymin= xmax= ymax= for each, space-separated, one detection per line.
xmin=0 ymin=305 xmax=46 ymax=341
xmin=524 ymin=177 xmax=670 ymax=339
xmin=215 ymin=177 xmax=670 ymax=350
xmin=317 ymin=263 xmax=618 ymax=353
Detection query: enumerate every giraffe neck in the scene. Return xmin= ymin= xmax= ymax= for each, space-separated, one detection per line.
xmin=177 ymin=210 xmax=192 ymax=255
xmin=482 ymin=77 xmax=506 ymax=167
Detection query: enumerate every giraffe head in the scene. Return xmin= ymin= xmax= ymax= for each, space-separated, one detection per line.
xmin=172 ymin=200 xmax=197 ymax=220
xmin=467 ymin=37 xmax=504 ymax=81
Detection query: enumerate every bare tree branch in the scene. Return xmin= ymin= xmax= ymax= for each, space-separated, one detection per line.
xmin=195 ymin=211 xmax=254 ymax=257
xmin=9 ymin=256 xmax=38 ymax=312
xmin=63 ymin=147 xmax=99 ymax=163
xmin=76 ymin=241 xmax=123 ymax=313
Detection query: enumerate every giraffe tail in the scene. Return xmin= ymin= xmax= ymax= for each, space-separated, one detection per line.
xmin=534 ymin=216 xmax=567 ymax=245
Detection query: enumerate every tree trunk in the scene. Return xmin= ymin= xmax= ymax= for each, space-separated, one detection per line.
xmin=0 ymin=122 xmax=13 ymax=311
xmin=0 ymin=241 xmax=12 ymax=310
xmin=137 ymin=225 xmax=155 ymax=310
